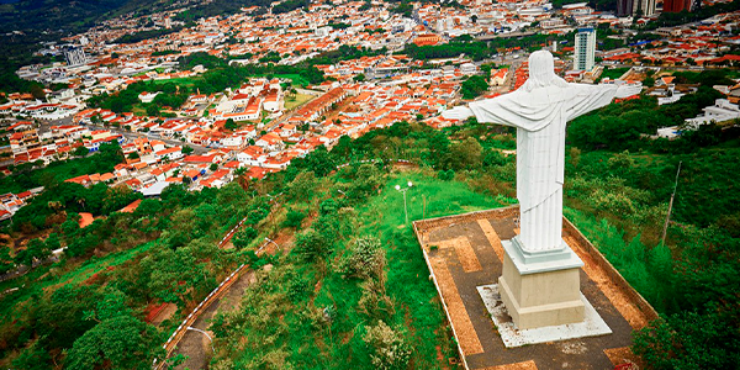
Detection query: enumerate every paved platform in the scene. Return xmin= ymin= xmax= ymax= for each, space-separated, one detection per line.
xmin=413 ymin=206 xmax=654 ymax=370
xmin=478 ymin=284 xmax=611 ymax=348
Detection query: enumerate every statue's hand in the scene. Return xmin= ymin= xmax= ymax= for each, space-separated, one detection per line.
xmin=442 ymin=106 xmax=474 ymax=120
xmin=615 ymin=84 xmax=641 ymax=99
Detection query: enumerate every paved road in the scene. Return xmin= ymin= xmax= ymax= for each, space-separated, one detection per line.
xmin=172 ymin=270 xmax=256 ymax=370
xmin=40 ymin=117 xmax=210 ymax=154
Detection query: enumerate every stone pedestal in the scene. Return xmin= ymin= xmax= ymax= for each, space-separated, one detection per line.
xmin=498 ymin=236 xmax=585 ymax=330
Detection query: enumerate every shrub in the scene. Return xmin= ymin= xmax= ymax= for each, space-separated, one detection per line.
xmin=283 ymin=209 xmax=306 ymax=229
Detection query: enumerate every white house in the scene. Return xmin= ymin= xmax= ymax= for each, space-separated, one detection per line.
xmin=138 ymin=91 xmax=160 ymax=103
xmin=237 ymin=146 xmax=267 ymax=166
xmin=685 ymin=99 xmax=740 ymax=127
xmin=154 ymin=146 xmax=183 ymax=161
xmin=460 ymin=63 xmax=478 ymax=75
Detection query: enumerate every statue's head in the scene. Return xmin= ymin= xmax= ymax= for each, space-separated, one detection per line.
xmin=523 ymin=50 xmax=568 ymax=92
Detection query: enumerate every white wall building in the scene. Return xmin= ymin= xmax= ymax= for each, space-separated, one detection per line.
xmin=685 ymin=99 xmax=740 ymax=127
xmin=574 ymin=28 xmax=596 ymax=72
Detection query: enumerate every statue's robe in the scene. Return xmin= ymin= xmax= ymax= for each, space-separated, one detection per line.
xmin=468 ymin=83 xmax=619 ymax=252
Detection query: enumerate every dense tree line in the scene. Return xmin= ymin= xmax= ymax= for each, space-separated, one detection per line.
xmin=401 ymin=32 xmax=572 ymax=62
xmin=114 ymin=25 xmax=186 ymax=44
xmin=1 ymin=179 xmax=256 ymax=368
xmin=461 ymin=75 xmax=489 ymax=100
xmin=174 ymin=0 xmax=272 ymax=22
xmin=556 ymin=72 xmax=740 ymax=369
xmin=272 ymin=0 xmax=310 ymax=14
xmin=567 ymin=73 xmax=725 ymax=153
xmin=0 ymin=56 xmax=46 ymax=95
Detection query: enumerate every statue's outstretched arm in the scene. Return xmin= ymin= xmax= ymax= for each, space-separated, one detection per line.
xmin=467 ymin=94 xmax=521 ymax=128
xmin=565 ymin=84 xmax=619 ymax=122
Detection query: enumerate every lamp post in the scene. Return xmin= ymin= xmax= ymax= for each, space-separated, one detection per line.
xmin=186 ymin=326 xmax=215 ymax=354
xmin=395 ymin=181 xmax=413 ymax=224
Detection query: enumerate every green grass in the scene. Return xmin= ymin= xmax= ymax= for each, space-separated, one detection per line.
xmin=214 ymin=170 xmax=510 ymax=368
xmin=329 ymin=171 xmax=508 ymax=367
xmin=361 ymin=171 xmax=509 ymax=227
xmin=270 ymin=74 xmax=310 ymax=87
xmin=150 ymin=76 xmax=203 ymax=86
xmin=0 ymin=241 xmax=156 ymax=322
xmin=600 ymin=67 xmax=630 ymax=80
xmin=563 ymin=206 xmax=674 ymax=312
xmin=284 ymin=92 xmax=314 ymax=110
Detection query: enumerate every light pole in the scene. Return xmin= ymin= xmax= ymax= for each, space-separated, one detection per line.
xmin=395 ymin=181 xmax=413 ymax=224
xmin=186 ymin=326 xmax=215 ymax=354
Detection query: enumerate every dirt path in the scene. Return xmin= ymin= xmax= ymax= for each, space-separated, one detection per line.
xmin=172 ymin=271 xmax=256 ymax=370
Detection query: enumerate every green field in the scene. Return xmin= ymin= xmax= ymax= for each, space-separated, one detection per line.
xmin=599 ymin=67 xmax=630 ymax=81
xmin=284 ymin=92 xmax=314 ymax=110
xmin=271 ymin=74 xmax=311 ymax=87
xmin=150 ymin=76 xmax=204 ymax=87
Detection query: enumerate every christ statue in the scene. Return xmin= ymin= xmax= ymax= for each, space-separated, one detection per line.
xmin=444 ymin=50 xmax=638 ymax=254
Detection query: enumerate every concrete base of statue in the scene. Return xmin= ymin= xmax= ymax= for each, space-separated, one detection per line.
xmin=498 ymin=236 xmax=586 ymax=330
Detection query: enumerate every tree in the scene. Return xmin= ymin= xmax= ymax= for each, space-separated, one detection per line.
xmin=30 ymin=84 xmax=46 ymax=100
xmin=45 ymin=233 xmax=61 ymax=251
xmin=14 ymin=238 xmax=50 ymax=266
xmin=354 ymin=73 xmax=366 ymax=82
xmin=339 ymin=236 xmax=383 ymax=279
xmin=140 ymin=245 xmax=209 ymax=305
xmin=224 ymin=118 xmax=238 ymax=130
xmin=0 ymin=246 xmax=14 ymax=274
xmin=65 ymin=315 xmax=164 ymax=370
xmin=135 ymin=198 xmax=162 ymax=217
xmin=182 ymin=146 xmax=194 ymax=154
xmin=292 ymin=228 xmax=329 ymax=262
xmin=233 ymin=227 xmax=258 ymax=249
xmin=461 ymin=75 xmax=489 ymax=100
xmin=634 ymin=310 xmax=740 ymax=370
xmin=210 ymin=163 xmax=219 ymax=171
xmin=11 ymin=341 xmax=51 ymax=370
xmin=448 ymin=137 xmax=483 ymax=170
xmin=347 ymin=164 xmax=382 ymax=200
xmin=283 ymin=209 xmax=306 ymax=229
xmin=287 ymin=171 xmax=317 ymax=200
xmin=73 ymin=146 xmax=89 ymax=157
xmin=438 ymin=169 xmax=455 ymax=180
xmin=127 ymin=152 xmax=140 ymax=160
xmin=298 ymin=145 xmax=336 ymax=177
xmin=363 ymin=320 xmax=411 ymax=370
xmin=146 ymin=104 xmax=160 ymax=117
xmin=319 ymin=198 xmax=339 ymax=216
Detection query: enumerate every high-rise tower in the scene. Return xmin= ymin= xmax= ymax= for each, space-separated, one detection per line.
xmin=574 ymin=28 xmax=596 ymax=71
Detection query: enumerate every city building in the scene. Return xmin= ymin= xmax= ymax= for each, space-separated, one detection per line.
xmin=634 ymin=0 xmax=656 ymax=16
xmin=663 ymin=0 xmax=693 ymax=13
xmin=64 ymin=47 xmax=87 ymax=66
xmin=574 ymin=28 xmax=596 ymax=71
xmin=617 ymin=0 xmax=634 ymax=17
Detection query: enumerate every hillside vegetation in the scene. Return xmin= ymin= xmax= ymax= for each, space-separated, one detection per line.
xmin=1 ymin=69 xmax=739 ymax=369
